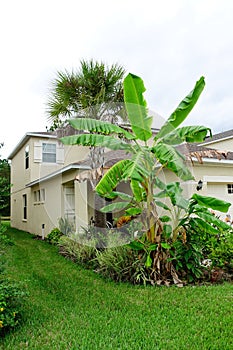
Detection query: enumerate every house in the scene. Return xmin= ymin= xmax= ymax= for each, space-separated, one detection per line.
xmin=8 ymin=130 xmax=92 ymax=237
xmin=8 ymin=128 xmax=233 ymax=237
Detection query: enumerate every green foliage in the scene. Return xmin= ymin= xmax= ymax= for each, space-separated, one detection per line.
xmin=61 ymin=72 xmax=231 ymax=284
xmin=96 ymin=245 xmax=140 ymax=282
xmin=58 ymin=235 xmax=97 ymax=269
xmin=58 ymin=217 xmax=74 ymax=236
xmin=162 ymin=125 xmax=212 ymax=145
xmin=0 ymin=225 xmax=27 ymax=333
xmin=61 ymin=133 xmax=133 ymax=151
xmin=169 ymin=231 xmax=204 ymax=282
xmin=2 ymin=227 xmax=233 ymax=350
xmin=46 ymin=228 xmax=63 ymax=245
xmin=0 ymin=157 xmax=11 ymax=217
xmin=209 ymin=231 xmax=233 ymax=270
xmin=0 ymin=224 xmax=14 ymax=246
xmin=191 ymin=194 xmax=231 ymax=213
xmin=123 ymin=73 xmax=152 ymax=141
xmin=68 ymin=118 xmax=134 ymax=140
xmin=155 ymin=76 xmax=205 ymax=139
xmin=46 ymin=59 xmax=125 ymax=127
xmin=0 ymin=278 xmax=27 ymax=332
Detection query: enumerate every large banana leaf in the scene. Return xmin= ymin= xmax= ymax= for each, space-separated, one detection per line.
xmin=106 ymin=191 xmax=133 ymax=201
xmin=130 ymin=179 xmax=146 ymax=202
xmin=155 ymin=76 xmax=205 ymax=139
xmin=189 ymin=217 xmax=220 ymax=235
xmin=100 ymin=201 xmax=130 ymax=213
xmin=192 ymin=194 xmax=231 ymax=213
xmin=125 ymin=207 xmax=142 ymax=216
xmin=162 ymin=126 xmax=212 ymax=145
xmin=68 ymin=118 xmax=135 ymax=140
xmin=61 ymin=133 xmax=133 ymax=151
xmin=155 ymin=182 xmax=189 ymax=210
xmin=95 ymin=159 xmax=130 ymax=197
xmin=152 ymin=143 xmax=194 ymax=181
xmin=123 ymin=151 xmax=149 ymax=181
xmin=123 ymin=73 xmax=152 ymax=141
xmin=197 ymin=211 xmax=231 ymax=230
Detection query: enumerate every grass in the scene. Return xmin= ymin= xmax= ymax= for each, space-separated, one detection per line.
xmin=1 ymin=225 xmax=233 ymax=350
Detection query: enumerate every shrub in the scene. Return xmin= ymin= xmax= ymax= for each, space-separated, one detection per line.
xmin=58 ymin=217 xmax=74 ymax=236
xmin=0 ymin=278 xmax=27 ymax=332
xmin=209 ymin=231 xmax=233 ymax=271
xmin=0 ymin=224 xmax=14 ymax=246
xmin=58 ymin=235 xmax=97 ymax=269
xmin=47 ymin=228 xmax=63 ymax=245
xmin=96 ymin=245 xmax=146 ymax=283
xmin=169 ymin=232 xmax=204 ymax=283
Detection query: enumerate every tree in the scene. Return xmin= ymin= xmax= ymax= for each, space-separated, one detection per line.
xmin=47 ymin=60 xmax=126 ymax=226
xmin=0 ymin=145 xmax=11 ymax=217
xmin=46 ymin=59 xmax=126 ymax=129
xmin=60 ymin=73 xmax=231 ymax=284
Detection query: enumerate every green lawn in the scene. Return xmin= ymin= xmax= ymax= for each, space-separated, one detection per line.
xmin=1 ymin=226 xmax=233 ymax=350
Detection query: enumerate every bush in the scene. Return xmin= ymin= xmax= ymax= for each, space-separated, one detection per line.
xmin=96 ymin=245 xmax=146 ymax=284
xmin=47 ymin=228 xmax=63 ymax=245
xmin=209 ymin=231 xmax=233 ymax=271
xmin=0 ymin=278 xmax=27 ymax=332
xmin=58 ymin=217 xmax=74 ymax=236
xmin=58 ymin=235 xmax=97 ymax=269
xmin=0 ymin=224 xmax=14 ymax=246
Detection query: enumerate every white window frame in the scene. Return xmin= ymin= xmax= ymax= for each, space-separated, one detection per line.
xmin=33 ymin=189 xmax=45 ymax=203
xmin=42 ymin=143 xmax=56 ymax=163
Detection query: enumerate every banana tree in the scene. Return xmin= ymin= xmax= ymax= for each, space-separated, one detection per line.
xmin=61 ymin=73 xmax=230 ymax=282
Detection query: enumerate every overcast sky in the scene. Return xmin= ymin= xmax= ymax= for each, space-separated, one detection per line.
xmin=1 ymin=0 xmax=233 ymax=158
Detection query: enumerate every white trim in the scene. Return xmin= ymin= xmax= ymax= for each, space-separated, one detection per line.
xmin=192 ymin=157 xmax=233 ymax=165
xmin=26 ymin=163 xmax=91 ymax=187
xmin=8 ymin=132 xmax=57 ymax=159
xmin=203 ymin=176 xmax=233 ymax=183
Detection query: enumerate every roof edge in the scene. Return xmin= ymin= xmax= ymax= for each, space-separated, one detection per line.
xmin=8 ymin=132 xmax=57 ymax=159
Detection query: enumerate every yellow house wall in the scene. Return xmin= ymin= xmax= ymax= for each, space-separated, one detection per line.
xmin=203 ymin=138 xmax=233 ymax=152
xmin=163 ymin=161 xmax=233 ymax=218
xmin=63 ymin=144 xmax=89 ymax=166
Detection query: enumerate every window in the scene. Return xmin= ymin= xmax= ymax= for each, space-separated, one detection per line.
xmin=25 ymin=145 xmax=29 ymax=169
xmin=33 ymin=189 xmax=45 ymax=203
xmin=42 ymin=143 xmax=56 ymax=163
xmin=227 ymin=184 xmax=233 ymax=194
xmin=23 ymin=194 xmax=27 ymax=220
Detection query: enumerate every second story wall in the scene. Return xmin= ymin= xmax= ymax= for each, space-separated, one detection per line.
xmin=10 ymin=134 xmax=91 ymax=194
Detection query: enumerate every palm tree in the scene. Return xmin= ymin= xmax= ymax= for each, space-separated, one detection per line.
xmin=46 ymin=60 xmax=126 ymax=227
xmin=46 ymin=59 xmax=126 ymax=128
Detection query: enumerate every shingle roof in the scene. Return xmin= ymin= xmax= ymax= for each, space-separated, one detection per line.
xmin=177 ymin=143 xmax=233 ymax=162
xmin=202 ymin=129 xmax=233 ymax=144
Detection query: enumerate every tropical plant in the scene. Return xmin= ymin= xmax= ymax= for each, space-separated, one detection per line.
xmin=58 ymin=217 xmax=74 ymax=236
xmin=47 ymin=60 xmax=126 ymax=226
xmin=60 ymin=73 xmax=231 ymax=284
xmin=46 ymin=59 xmax=126 ymax=129
xmin=58 ymin=235 xmax=97 ymax=269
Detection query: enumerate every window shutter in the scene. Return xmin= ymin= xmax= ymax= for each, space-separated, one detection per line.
xmin=34 ymin=142 xmax=42 ymax=162
xmin=57 ymin=143 xmax=64 ymax=164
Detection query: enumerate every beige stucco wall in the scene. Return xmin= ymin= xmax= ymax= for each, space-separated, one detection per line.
xmin=203 ymin=138 xmax=233 ymax=152
xmin=63 ymin=144 xmax=89 ymax=166
xmin=162 ymin=160 xmax=233 ymax=219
